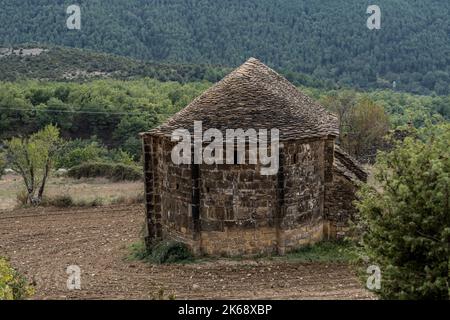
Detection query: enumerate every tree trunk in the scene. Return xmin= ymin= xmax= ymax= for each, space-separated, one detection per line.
xmin=37 ymin=160 xmax=50 ymax=202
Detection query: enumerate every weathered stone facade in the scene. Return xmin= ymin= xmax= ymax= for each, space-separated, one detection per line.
xmin=141 ymin=58 xmax=366 ymax=256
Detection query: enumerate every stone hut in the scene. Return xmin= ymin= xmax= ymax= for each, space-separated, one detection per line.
xmin=141 ymin=58 xmax=366 ymax=256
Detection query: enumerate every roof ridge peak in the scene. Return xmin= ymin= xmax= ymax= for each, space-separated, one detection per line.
xmin=144 ymin=58 xmax=339 ymax=140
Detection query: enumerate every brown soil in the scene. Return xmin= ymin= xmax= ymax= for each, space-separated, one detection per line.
xmin=0 ymin=204 xmax=373 ymax=300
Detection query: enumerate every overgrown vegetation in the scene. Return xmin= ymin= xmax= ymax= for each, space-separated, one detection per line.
xmin=128 ymin=240 xmax=193 ymax=265
xmin=68 ymin=162 xmax=142 ymax=182
xmin=321 ymin=92 xmax=391 ymax=162
xmin=355 ymin=123 xmax=450 ymax=299
xmin=0 ymin=257 xmax=34 ymax=300
xmin=56 ymin=138 xmax=134 ymax=169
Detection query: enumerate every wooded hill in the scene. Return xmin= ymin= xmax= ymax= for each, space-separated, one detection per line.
xmin=1 ymin=0 xmax=449 ymax=95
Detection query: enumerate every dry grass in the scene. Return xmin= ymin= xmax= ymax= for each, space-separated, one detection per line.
xmin=0 ymin=173 xmax=143 ymax=211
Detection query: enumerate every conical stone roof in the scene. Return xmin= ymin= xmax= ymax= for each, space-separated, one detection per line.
xmin=145 ymin=58 xmax=339 ymax=141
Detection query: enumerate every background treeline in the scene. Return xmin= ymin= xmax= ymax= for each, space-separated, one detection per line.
xmin=1 ymin=0 xmax=449 ymax=95
xmin=0 ymin=79 xmax=209 ymax=161
xmin=1 ymin=78 xmax=448 ymax=165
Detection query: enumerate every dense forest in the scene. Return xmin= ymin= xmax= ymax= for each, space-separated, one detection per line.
xmin=1 ymin=0 xmax=449 ymax=95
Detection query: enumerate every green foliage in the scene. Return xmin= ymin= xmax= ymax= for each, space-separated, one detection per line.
xmin=284 ymin=241 xmax=357 ymax=263
xmin=1 ymin=1 xmax=449 ymax=94
xmin=355 ymin=123 xmax=450 ymax=299
xmin=0 ymin=46 xmax=229 ymax=83
xmin=56 ymin=138 xmax=136 ymax=169
xmin=0 ymin=257 xmax=34 ymax=300
xmin=0 ymin=78 xmax=209 ymax=159
xmin=56 ymin=139 xmax=108 ymax=169
xmin=3 ymin=124 xmax=63 ymax=204
xmin=342 ymin=96 xmax=391 ymax=161
xmin=127 ymin=241 xmax=151 ymax=262
xmin=128 ymin=240 xmax=193 ymax=264
xmin=321 ymin=91 xmax=391 ymax=161
xmin=67 ymin=162 xmax=142 ymax=182
xmin=150 ymin=241 xmax=194 ymax=264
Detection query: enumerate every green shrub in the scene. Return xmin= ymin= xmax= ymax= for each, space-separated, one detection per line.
xmin=68 ymin=162 xmax=142 ymax=181
xmin=0 ymin=257 xmax=34 ymax=300
xmin=128 ymin=240 xmax=193 ymax=264
xmin=56 ymin=139 xmax=108 ymax=169
xmin=127 ymin=241 xmax=151 ymax=261
xmin=356 ymin=123 xmax=450 ymax=299
xmin=150 ymin=241 xmax=193 ymax=264
xmin=109 ymin=149 xmax=135 ymax=166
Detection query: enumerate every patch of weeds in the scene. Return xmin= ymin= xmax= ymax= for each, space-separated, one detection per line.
xmin=282 ymin=240 xmax=358 ymax=263
xmin=40 ymin=195 xmax=104 ymax=208
xmin=127 ymin=240 xmax=194 ymax=264
xmin=111 ymin=193 xmax=144 ymax=205
xmin=15 ymin=190 xmax=29 ymax=207
xmin=41 ymin=195 xmax=74 ymax=208
xmin=126 ymin=241 xmax=151 ymax=261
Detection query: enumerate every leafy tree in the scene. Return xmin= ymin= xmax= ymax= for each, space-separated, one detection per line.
xmin=4 ymin=125 xmax=63 ymax=205
xmin=108 ymin=149 xmax=135 ymax=166
xmin=341 ymin=97 xmax=390 ymax=161
xmin=356 ymin=123 xmax=450 ymax=299
xmin=113 ymin=113 xmax=158 ymax=159
xmin=320 ymin=90 xmax=357 ymax=135
xmin=56 ymin=139 xmax=108 ymax=169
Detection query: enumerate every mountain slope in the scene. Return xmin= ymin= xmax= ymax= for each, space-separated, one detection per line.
xmin=0 ymin=0 xmax=449 ymax=94
xmin=0 ymin=45 xmax=230 ymax=83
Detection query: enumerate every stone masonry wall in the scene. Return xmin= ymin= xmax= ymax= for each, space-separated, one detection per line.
xmin=199 ymin=159 xmax=279 ymax=256
xmin=143 ymin=136 xmax=348 ymax=256
xmin=278 ymin=140 xmax=326 ymax=252
xmin=143 ymin=137 xmax=198 ymax=251
xmin=324 ymin=172 xmax=358 ymax=239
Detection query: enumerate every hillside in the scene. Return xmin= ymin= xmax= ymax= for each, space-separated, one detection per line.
xmin=0 ymin=45 xmax=228 ymax=83
xmin=1 ymin=0 xmax=449 ymax=95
